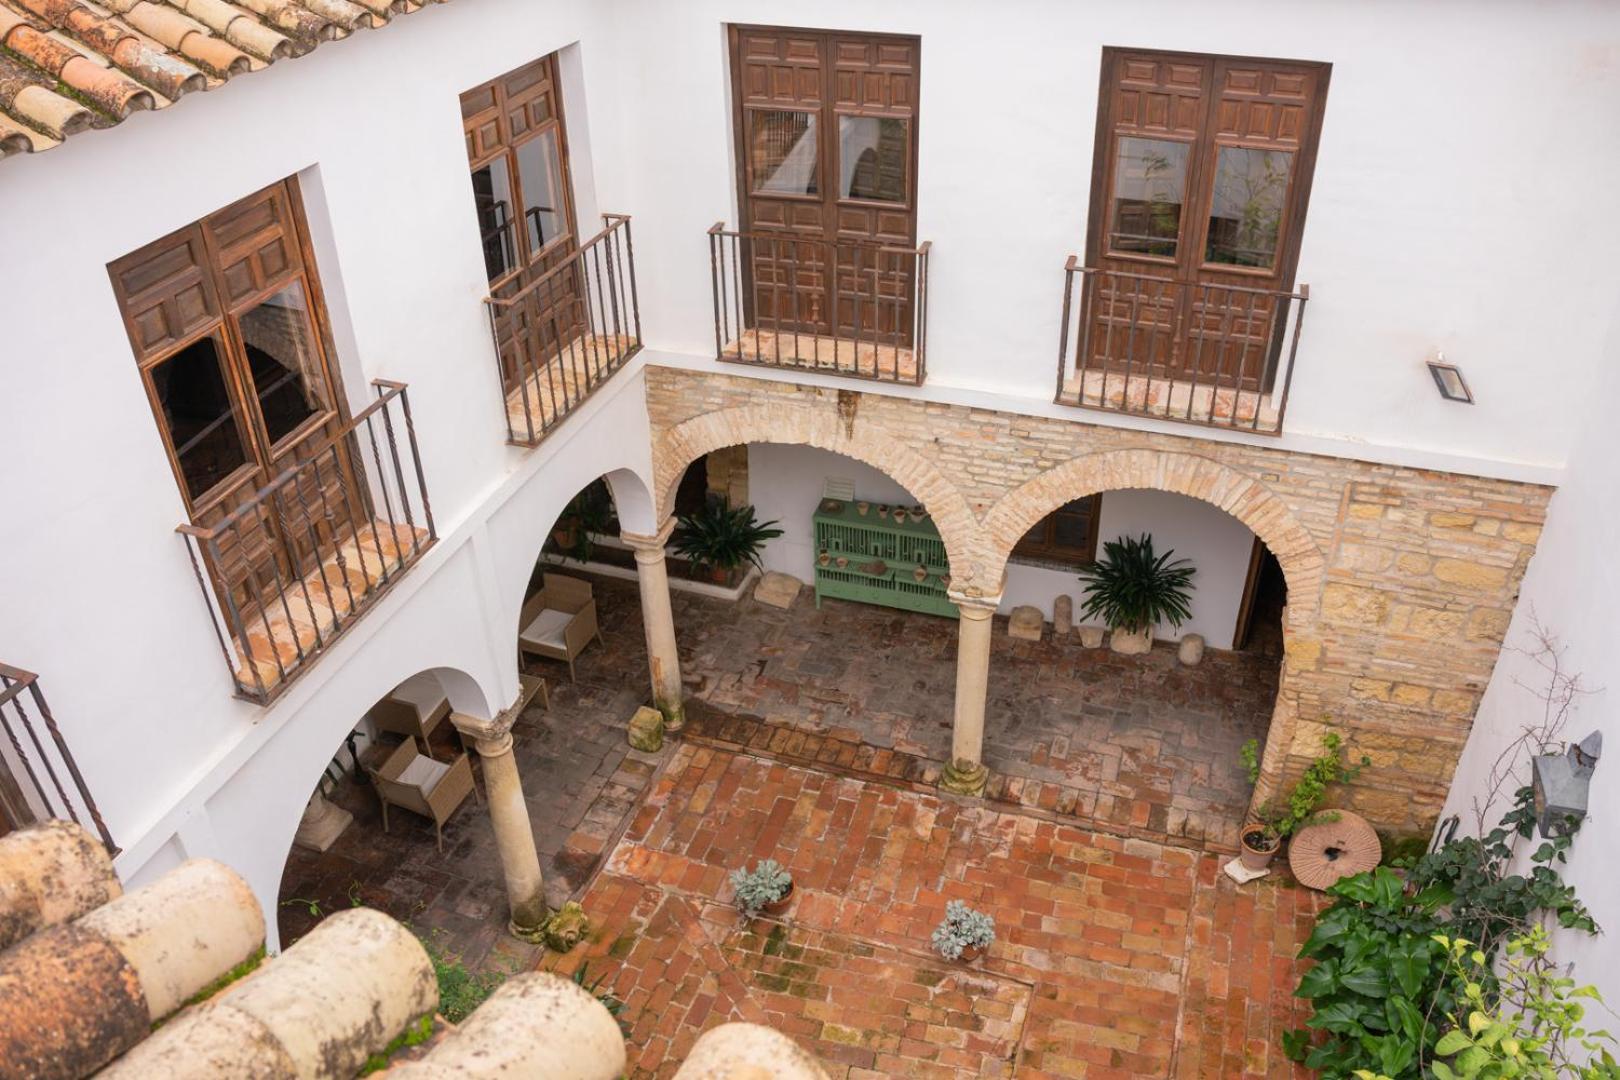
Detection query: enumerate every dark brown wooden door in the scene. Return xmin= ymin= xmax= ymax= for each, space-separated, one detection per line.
xmin=109 ymin=178 xmax=359 ymax=615
xmin=1085 ymin=49 xmax=1327 ymax=389
xmin=730 ymin=25 xmax=919 ymax=342
xmin=462 ymin=54 xmax=580 ymax=390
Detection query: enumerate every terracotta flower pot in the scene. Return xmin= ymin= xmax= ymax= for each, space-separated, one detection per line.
xmin=913 ymin=566 xmax=928 ymax=583
xmin=1239 ymin=826 xmax=1281 ymax=871
xmin=762 ymin=882 xmax=794 ymax=915
xmin=958 ymin=943 xmax=985 ymax=963
xmin=857 ymin=502 xmax=870 ymax=516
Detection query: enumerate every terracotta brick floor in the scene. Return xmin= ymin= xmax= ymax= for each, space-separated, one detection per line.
xmin=280 ymin=575 xmax=1314 ymax=1076
xmin=545 ymin=744 xmax=1324 ymax=1079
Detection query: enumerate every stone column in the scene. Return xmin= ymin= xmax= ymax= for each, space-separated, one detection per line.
xmin=452 ymin=677 xmax=548 ymax=940
xmin=621 ymin=519 xmax=685 ymax=731
xmin=941 ymin=592 xmax=1000 ymax=797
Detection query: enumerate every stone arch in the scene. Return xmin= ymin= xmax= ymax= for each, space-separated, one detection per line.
xmin=982 ymin=447 xmax=1328 ymax=805
xmin=601 ymin=467 xmax=658 ymax=536
xmin=652 ymin=402 xmax=988 ymax=588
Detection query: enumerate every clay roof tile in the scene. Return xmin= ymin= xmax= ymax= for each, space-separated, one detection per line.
xmin=0 ymin=0 xmax=439 ymax=162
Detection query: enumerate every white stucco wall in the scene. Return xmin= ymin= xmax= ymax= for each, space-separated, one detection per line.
xmin=1440 ymin=296 xmax=1620 ymax=1000
xmin=747 ymin=445 xmax=1254 ymax=648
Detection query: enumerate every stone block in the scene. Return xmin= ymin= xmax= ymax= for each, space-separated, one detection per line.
xmin=542 ymin=901 xmax=591 ymax=952
xmin=1007 ymin=606 xmax=1044 ymax=641
xmin=1052 ymin=595 xmax=1073 ymax=636
xmin=1078 ymin=625 xmax=1105 ymax=649
xmin=753 ymin=571 xmax=802 ymax=609
xmin=628 ymin=706 xmax=664 ymax=752
xmin=1433 ymin=559 xmax=1509 ymax=590
xmin=1178 ymin=634 xmax=1205 ymax=666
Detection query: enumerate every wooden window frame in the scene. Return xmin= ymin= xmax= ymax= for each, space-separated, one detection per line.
xmin=461 ymin=54 xmax=578 ymax=291
xmin=111 ymin=176 xmax=350 ymax=521
xmin=1010 ymin=496 xmax=1102 ymax=568
xmin=833 ymin=110 xmax=913 ymax=210
xmin=1084 ymin=46 xmax=1330 ymax=292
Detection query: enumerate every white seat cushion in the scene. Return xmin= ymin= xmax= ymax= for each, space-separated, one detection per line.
xmin=389 ymin=672 xmax=448 ymax=720
xmin=520 ymin=608 xmax=574 ymax=651
xmin=395 ymin=753 xmax=450 ymax=792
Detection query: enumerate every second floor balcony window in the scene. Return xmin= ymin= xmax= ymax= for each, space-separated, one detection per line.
xmin=711 ymin=26 xmax=930 ymax=385
xmin=1060 ymin=49 xmax=1327 ymax=433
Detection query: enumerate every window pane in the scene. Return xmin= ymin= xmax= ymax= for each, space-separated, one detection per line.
xmin=750 ymin=110 xmax=818 ymax=195
xmin=1108 ymin=137 xmax=1189 ymax=257
xmin=1205 ymin=146 xmax=1293 ymax=268
xmin=515 ymin=129 xmax=567 ymax=255
xmin=148 ymin=335 xmax=250 ymax=502
xmin=471 ymin=155 xmax=519 ymax=281
xmin=839 ymin=116 xmax=906 ymax=202
xmin=237 ymin=281 xmax=328 ymax=445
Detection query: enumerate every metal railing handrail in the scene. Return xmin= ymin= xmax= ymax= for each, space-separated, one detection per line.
xmin=0 ymin=663 xmax=117 ymax=852
xmin=1056 ymin=256 xmax=1310 ymax=435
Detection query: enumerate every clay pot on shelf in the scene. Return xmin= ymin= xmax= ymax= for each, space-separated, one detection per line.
xmin=913 ymin=566 xmax=928 ymax=583
xmin=877 ymin=505 xmax=890 ymax=519
xmin=857 ymin=502 xmax=870 ymax=516
xmin=818 ymin=551 xmax=831 ymax=567
xmin=1239 ymin=826 xmax=1281 ymax=871
xmin=763 ymin=882 xmax=795 ymax=915
xmin=835 ymin=556 xmax=849 ymax=569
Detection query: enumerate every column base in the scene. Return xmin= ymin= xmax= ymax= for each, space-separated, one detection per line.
xmin=940 ymin=758 xmax=989 ymax=797
xmin=658 ymin=698 xmax=686 ymax=733
xmin=508 ymin=912 xmax=550 ymax=944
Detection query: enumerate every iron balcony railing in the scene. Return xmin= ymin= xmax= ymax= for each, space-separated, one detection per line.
xmin=0 ymin=664 xmax=116 ymax=852
xmin=1057 ymin=258 xmax=1309 ymax=435
xmin=483 ymin=214 xmax=642 ymax=447
xmin=177 ymin=380 xmax=436 ymax=704
xmin=708 ymin=223 xmax=930 ymax=386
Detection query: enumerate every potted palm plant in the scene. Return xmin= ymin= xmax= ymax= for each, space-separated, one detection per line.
xmin=672 ymin=500 xmax=783 ymax=586
xmin=1076 ymin=533 xmax=1196 ymax=655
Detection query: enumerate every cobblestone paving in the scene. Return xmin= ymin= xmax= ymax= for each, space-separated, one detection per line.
xmin=545 ymin=744 xmax=1323 ymax=1079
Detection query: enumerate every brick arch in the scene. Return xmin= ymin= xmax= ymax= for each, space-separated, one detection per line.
xmin=982 ymin=447 xmax=1328 ymax=806
xmin=651 ymin=402 xmax=988 ymax=586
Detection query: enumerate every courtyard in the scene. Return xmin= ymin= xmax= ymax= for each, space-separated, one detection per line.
xmin=279 ymin=573 xmax=1308 ymax=1076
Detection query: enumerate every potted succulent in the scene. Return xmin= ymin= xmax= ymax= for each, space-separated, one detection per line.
xmin=730 ymin=859 xmax=794 ymax=918
xmin=1076 ymin=533 xmax=1196 ymax=655
xmin=1238 ymin=732 xmax=1370 ymax=871
xmin=672 ymin=499 xmax=784 ymax=586
xmin=932 ymin=899 xmax=995 ymax=962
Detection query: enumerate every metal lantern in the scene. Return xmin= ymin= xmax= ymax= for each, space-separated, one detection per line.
xmin=1531 ymin=731 xmax=1602 ymax=838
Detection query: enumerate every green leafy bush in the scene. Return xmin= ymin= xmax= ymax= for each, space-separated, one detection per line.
xmin=1246 ymin=731 xmax=1369 ymax=847
xmin=1075 ymin=533 xmax=1195 ymax=633
xmin=415 ymin=931 xmax=507 ymax=1024
xmin=1284 ymin=787 xmax=1599 ymax=1078
xmin=673 ymin=500 xmax=783 ymax=577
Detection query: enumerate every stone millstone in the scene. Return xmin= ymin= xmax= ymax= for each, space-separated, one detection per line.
xmin=627 ymin=706 xmax=664 ymax=752
xmin=542 ymin=901 xmax=591 ymax=952
xmin=1078 ymin=625 xmax=1105 ymax=649
xmin=1178 ymin=634 xmax=1206 ymax=666
xmin=1052 ymin=595 xmax=1073 ymax=636
xmin=1007 ymin=606 xmax=1044 ymax=641
xmin=753 ymin=571 xmax=803 ymax=609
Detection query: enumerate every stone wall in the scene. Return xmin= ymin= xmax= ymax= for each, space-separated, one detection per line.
xmin=644 ymin=367 xmax=1552 ymax=836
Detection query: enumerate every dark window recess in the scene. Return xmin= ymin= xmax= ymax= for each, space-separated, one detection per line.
xmin=150 ymin=335 xmax=250 ymax=502
xmin=1011 ymin=496 xmax=1101 ymax=567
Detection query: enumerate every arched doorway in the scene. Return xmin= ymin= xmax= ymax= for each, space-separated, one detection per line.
xmin=983 ymin=449 xmax=1327 ymax=821
xmin=275 ymin=666 xmax=494 ymax=949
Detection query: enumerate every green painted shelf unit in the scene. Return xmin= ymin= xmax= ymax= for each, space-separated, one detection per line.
xmin=812 ymin=499 xmax=958 ymax=618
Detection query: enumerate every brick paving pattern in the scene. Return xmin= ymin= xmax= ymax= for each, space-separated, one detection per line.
xmin=547 ymin=744 xmax=1323 ymax=1078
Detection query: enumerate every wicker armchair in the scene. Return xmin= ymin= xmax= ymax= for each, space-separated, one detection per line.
xmin=518 ymin=573 xmax=603 ymax=681
xmin=367 ymin=741 xmax=478 ymax=852
xmin=368 ymin=672 xmax=452 ymax=758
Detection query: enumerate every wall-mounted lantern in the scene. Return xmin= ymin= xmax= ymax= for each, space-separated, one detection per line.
xmin=1427 ymin=353 xmax=1474 ymax=404
xmin=1531 ymin=731 xmax=1602 ymax=838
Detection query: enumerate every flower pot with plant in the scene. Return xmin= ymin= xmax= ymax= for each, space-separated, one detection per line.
xmin=730 ymin=859 xmax=794 ymax=918
xmin=1076 ymin=533 xmax=1196 ymax=655
xmin=672 ymin=500 xmax=784 ymax=587
xmin=1238 ymin=731 xmax=1370 ymax=871
xmin=932 ymin=899 xmax=995 ymax=962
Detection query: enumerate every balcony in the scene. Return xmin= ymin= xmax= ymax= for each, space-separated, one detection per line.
xmin=708 ymin=224 xmax=930 ymax=386
xmin=0 ymin=664 xmax=116 ymax=851
xmin=484 ymin=214 xmax=643 ymax=447
xmin=1056 ymin=260 xmax=1309 ymax=435
xmin=177 ymin=380 xmax=436 ymax=703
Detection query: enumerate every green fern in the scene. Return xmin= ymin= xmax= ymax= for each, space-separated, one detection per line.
xmin=1076 ymin=533 xmax=1196 ymax=634
xmin=672 ymin=500 xmax=783 ymax=574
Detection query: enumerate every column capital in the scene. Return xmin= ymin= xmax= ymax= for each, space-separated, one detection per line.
xmin=948 ymin=590 xmax=1003 ymax=617
xmin=621 ymin=517 xmax=677 ymax=554
xmin=450 ymin=674 xmax=543 ymax=748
